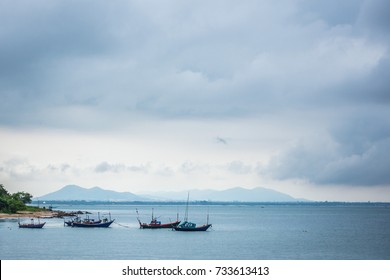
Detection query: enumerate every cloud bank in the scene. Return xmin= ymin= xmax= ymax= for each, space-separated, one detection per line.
xmin=0 ymin=0 xmax=389 ymax=199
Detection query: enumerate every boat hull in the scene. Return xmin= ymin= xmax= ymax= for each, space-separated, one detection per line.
xmin=18 ymin=222 xmax=46 ymax=228
xmin=71 ymin=220 xmax=114 ymax=228
xmin=140 ymin=221 xmax=180 ymax=229
xmin=65 ymin=220 xmax=101 ymax=227
xmin=174 ymin=224 xmax=212 ymax=232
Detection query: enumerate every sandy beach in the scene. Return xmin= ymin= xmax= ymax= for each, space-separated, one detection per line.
xmin=0 ymin=210 xmax=73 ymax=219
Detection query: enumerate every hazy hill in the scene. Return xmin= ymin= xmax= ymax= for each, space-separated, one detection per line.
xmin=36 ymin=185 xmax=303 ymax=202
xmin=36 ymin=185 xmax=148 ymax=201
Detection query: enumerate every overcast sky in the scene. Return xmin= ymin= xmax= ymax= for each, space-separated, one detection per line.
xmin=1 ymin=0 xmax=390 ymax=201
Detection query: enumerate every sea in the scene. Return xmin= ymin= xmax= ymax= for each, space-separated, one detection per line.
xmin=1 ymin=203 xmax=390 ymax=260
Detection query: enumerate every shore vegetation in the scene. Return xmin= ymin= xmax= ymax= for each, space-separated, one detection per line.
xmin=0 ymin=184 xmax=36 ymax=214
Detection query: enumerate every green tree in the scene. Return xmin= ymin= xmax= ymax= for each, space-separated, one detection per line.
xmin=12 ymin=192 xmax=33 ymax=204
xmin=6 ymin=198 xmax=26 ymax=213
xmin=0 ymin=196 xmax=8 ymax=212
xmin=0 ymin=184 xmax=9 ymax=212
xmin=0 ymin=184 xmax=9 ymax=197
xmin=0 ymin=185 xmax=33 ymax=213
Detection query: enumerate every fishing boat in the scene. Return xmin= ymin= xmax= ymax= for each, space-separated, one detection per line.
xmin=174 ymin=221 xmax=212 ymax=232
xmin=18 ymin=218 xmax=46 ymax=228
xmin=173 ymin=193 xmax=212 ymax=232
xmin=136 ymin=208 xmax=180 ymax=229
xmin=64 ymin=216 xmax=101 ymax=227
xmin=67 ymin=212 xmax=114 ymax=228
xmin=71 ymin=218 xmax=114 ymax=228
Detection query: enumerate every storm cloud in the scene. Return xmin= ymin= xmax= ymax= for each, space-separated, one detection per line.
xmin=263 ymin=108 xmax=390 ymax=186
xmin=1 ymin=0 xmax=387 ymax=123
xmin=1 ymin=0 xmax=390 ymax=199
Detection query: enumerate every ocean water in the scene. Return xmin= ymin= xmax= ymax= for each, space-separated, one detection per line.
xmin=1 ymin=203 xmax=390 ymax=260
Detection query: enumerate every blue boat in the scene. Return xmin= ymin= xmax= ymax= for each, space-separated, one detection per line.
xmin=67 ymin=212 xmax=114 ymax=228
xmin=71 ymin=219 xmax=114 ymax=228
xmin=64 ymin=216 xmax=101 ymax=227
xmin=174 ymin=221 xmax=211 ymax=231
xmin=173 ymin=192 xmax=212 ymax=232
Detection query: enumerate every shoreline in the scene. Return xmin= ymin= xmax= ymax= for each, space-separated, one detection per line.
xmin=0 ymin=210 xmax=76 ymax=219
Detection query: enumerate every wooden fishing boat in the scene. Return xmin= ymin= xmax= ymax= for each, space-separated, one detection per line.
xmin=71 ymin=218 xmax=114 ymax=228
xmin=173 ymin=193 xmax=212 ymax=232
xmin=174 ymin=221 xmax=211 ymax=232
xmin=18 ymin=218 xmax=46 ymax=228
xmin=67 ymin=212 xmax=114 ymax=228
xmin=136 ymin=208 xmax=180 ymax=229
xmin=64 ymin=217 xmax=101 ymax=227
xmin=139 ymin=219 xmax=180 ymax=229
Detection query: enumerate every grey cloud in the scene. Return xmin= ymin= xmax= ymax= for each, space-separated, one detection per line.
xmin=127 ymin=164 xmax=150 ymax=173
xmin=94 ymin=162 xmax=149 ymax=173
xmin=94 ymin=162 xmax=121 ymax=173
xmin=0 ymin=0 xmax=389 ymax=135
xmin=0 ymin=158 xmax=37 ymax=179
xmin=47 ymin=164 xmax=71 ymax=173
xmin=320 ymin=139 xmax=390 ymax=186
xmin=0 ymin=1 xmax=117 ymax=86
xmin=0 ymin=0 xmax=148 ymax=126
xmin=179 ymin=161 xmax=210 ymax=174
xmin=0 ymin=159 xmax=72 ymax=180
xmin=352 ymin=56 xmax=390 ymax=104
xmin=331 ymin=110 xmax=390 ymax=155
xmin=263 ymin=110 xmax=390 ymax=186
xmin=357 ymin=0 xmax=390 ymax=39
xmin=297 ymin=0 xmax=364 ymax=26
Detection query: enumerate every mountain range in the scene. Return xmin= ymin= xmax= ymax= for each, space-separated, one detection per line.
xmin=36 ymin=185 xmax=149 ymax=201
xmin=36 ymin=185 xmax=304 ymax=202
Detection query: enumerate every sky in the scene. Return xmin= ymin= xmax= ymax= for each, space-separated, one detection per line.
xmin=1 ymin=0 xmax=390 ymax=202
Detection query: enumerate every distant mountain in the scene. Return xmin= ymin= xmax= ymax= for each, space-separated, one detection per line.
xmin=36 ymin=185 xmax=305 ymax=202
xmin=36 ymin=185 xmax=149 ymax=201
xmin=143 ymin=187 xmax=303 ymax=202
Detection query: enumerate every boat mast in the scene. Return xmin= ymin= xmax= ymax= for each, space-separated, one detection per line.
xmin=136 ymin=208 xmax=141 ymax=225
xmin=184 ymin=192 xmax=189 ymax=222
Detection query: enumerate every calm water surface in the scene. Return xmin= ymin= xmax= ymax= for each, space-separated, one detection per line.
xmin=1 ymin=203 xmax=389 ymax=260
